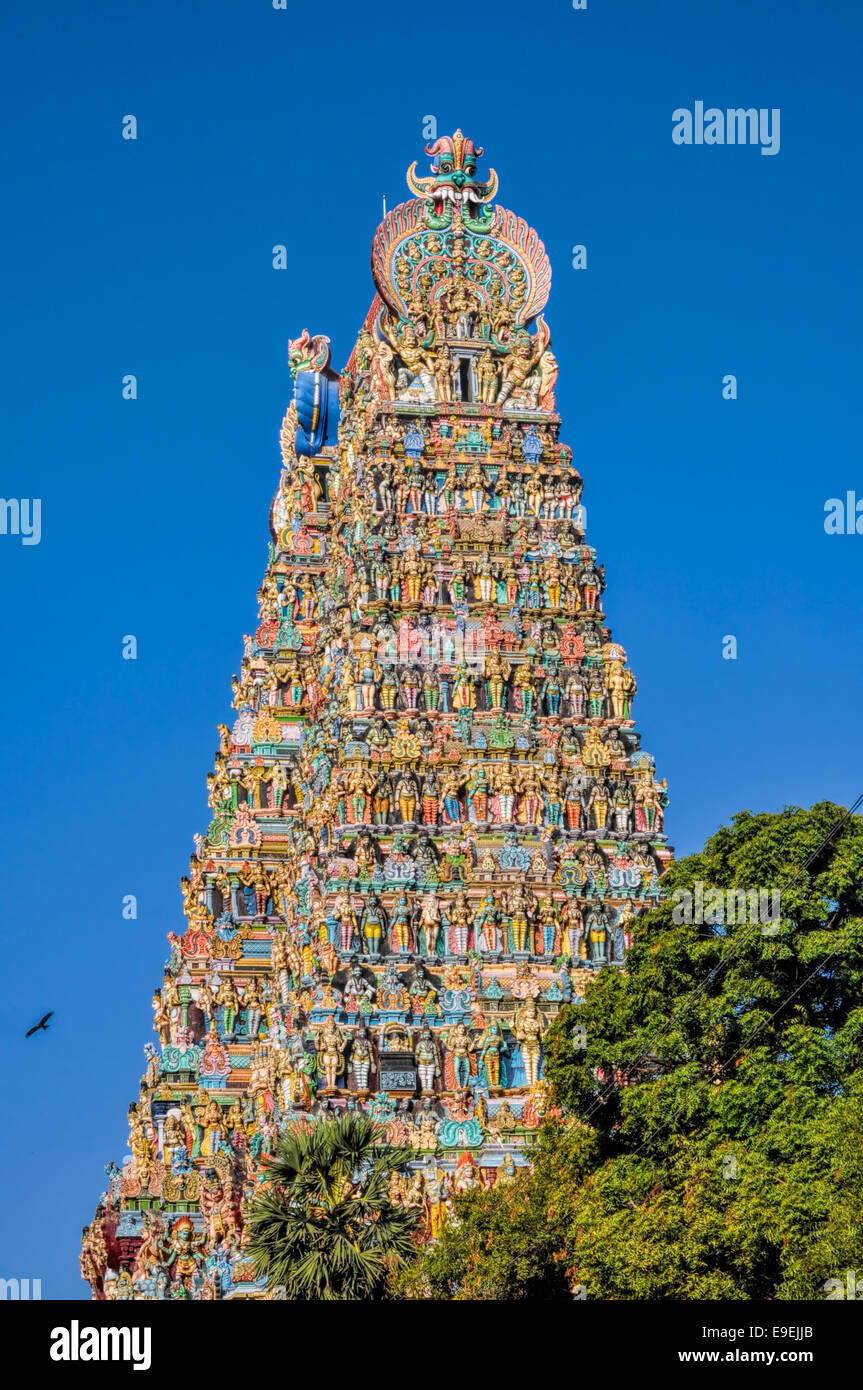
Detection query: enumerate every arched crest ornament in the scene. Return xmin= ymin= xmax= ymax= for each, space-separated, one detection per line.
xmin=372 ymin=131 xmax=552 ymax=337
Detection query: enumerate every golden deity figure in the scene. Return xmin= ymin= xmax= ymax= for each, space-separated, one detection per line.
xmin=453 ymin=1151 xmax=480 ymax=1194
xmin=242 ymin=763 xmax=270 ymax=810
xmin=128 ymin=1103 xmax=154 ymax=1185
xmin=588 ymin=779 xmax=610 ymax=830
xmin=473 ymin=550 xmax=494 ymax=603
xmin=561 ymin=895 xmax=586 ymax=961
xmin=606 ymin=661 xmax=637 ymax=720
xmin=178 ymin=1093 xmax=199 ymax=1154
xmin=476 ymin=1020 xmax=508 ymax=1090
xmin=401 ymin=1169 xmax=425 ymax=1210
xmin=423 ymin=1162 xmax=450 ymax=1240
xmin=526 ymin=473 xmax=545 ymax=519
xmin=162 ymin=972 xmax=181 ymax=1014
xmin=272 ymin=861 xmax=295 ymax=916
xmin=405 ymin=291 xmax=428 ymax=333
xmin=260 ymin=569 xmax=280 ymax=611
xmin=433 ymin=345 xmax=456 ymax=401
xmin=635 ymin=769 xmax=667 ymax=833
xmin=452 ymin=663 xmax=476 ymax=710
xmin=413 ymin=1103 xmax=439 ymax=1151
xmin=380 ymin=318 xmax=436 ymax=399
xmin=152 ymin=990 xmax=171 ymax=1046
xmin=464 ymin=460 xmax=488 ymax=514
xmin=516 ymin=764 xmax=543 ymax=826
xmin=493 ymin=761 xmax=517 ymax=824
xmin=543 ymin=763 xmax=563 ymax=804
xmin=402 ymin=548 xmax=422 ymax=603
xmin=371 ymin=338 xmax=396 ymax=402
xmin=298 ymin=459 xmax=323 ymax=512
xmin=207 ymin=759 xmax=233 ymax=811
xmin=248 ymin=861 xmax=271 ymax=915
xmin=315 ymin=1016 xmax=348 ymax=1092
xmin=484 ymin=649 xmax=510 ymax=709
xmin=449 ymin=888 xmax=473 ymax=954
xmin=444 ymin=281 xmax=472 ymax=336
xmin=439 ymin=458 xmax=460 ymax=512
xmin=393 ymin=768 xmax=418 ymax=824
xmin=317 ymin=935 xmax=340 ymax=982
xmin=393 ymin=458 xmax=409 ymax=513
xmin=199 ymin=1096 xmax=225 ymax=1159
xmin=339 ymin=655 xmax=358 ymax=713
xmin=541 ymin=553 xmax=563 ymax=608
xmin=512 ymin=996 xmax=546 ymax=1087
xmin=491 ymin=298 xmax=514 ymax=341
xmin=476 ymin=346 xmax=499 ymax=404
xmin=331 ymin=888 xmax=357 ymax=953
xmin=507 ymin=881 xmax=533 ymax=953
xmin=80 ymin=1219 xmax=109 ymax=1289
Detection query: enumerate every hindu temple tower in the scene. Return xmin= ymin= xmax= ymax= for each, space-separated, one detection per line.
xmin=80 ymin=131 xmax=671 ymax=1299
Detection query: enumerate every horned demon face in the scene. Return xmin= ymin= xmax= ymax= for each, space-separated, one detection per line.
xmin=406 ymin=129 xmax=498 ymax=216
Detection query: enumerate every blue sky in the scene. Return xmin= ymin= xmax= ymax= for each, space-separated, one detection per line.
xmin=1 ymin=0 xmax=861 ymax=1298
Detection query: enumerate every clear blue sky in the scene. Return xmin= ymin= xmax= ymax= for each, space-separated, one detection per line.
xmin=1 ymin=0 xmax=860 ymax=1299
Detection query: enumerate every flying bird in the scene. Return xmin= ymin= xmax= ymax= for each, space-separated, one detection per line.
xmin=25 ymin=1011 xmax=54 ymax=1038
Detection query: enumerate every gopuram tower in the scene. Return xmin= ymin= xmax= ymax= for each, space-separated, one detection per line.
xmin=81 ymin=132 xmax=671 ymax=1300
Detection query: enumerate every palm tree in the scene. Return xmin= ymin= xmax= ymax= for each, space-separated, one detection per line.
xmin=245 ymin=1111 xmax=420 ymax=1299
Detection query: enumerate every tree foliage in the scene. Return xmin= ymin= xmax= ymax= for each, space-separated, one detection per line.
xmin=246 ymin=1112 xmax=419 ymax=1300
xmin=400 ymin=803 xmax=863 ymax=1299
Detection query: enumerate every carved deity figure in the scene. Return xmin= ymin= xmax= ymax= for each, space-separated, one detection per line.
xmin=414 ymin=1026 xmax=440 ymax=1094
xmin=512 ymin=996 xmax=545 ymax=1087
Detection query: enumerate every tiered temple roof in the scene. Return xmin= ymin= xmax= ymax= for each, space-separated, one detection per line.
xmin=81 ymin=131 xmax=671 ymax=1301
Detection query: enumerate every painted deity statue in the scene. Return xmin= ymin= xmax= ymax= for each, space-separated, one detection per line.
xmin=512 ymin=997 xmax=545 ymax=1087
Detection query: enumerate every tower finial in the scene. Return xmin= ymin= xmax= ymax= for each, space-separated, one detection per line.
xmin=406 ymin=130 xmax=498 ymax=212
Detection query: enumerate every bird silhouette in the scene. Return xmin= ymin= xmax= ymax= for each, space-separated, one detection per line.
xmin=25 ymin=1011 xmax=54 ymax=1038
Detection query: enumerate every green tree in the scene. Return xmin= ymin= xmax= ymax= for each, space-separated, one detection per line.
xmin=246 ymin=1112 xmax=420 ymax=1299
xmin=400 ymin=803 xmax=863 ymax=1299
